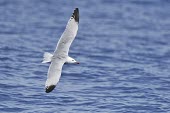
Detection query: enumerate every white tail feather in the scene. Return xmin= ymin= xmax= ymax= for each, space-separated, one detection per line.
xmin=42 ymin=52 xmax=53 ymax=63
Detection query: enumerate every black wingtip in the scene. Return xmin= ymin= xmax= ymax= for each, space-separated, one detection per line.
xmin=72 ymin=8 xmax=79 ymax=23
xmin=45 ymin=85 xmax=56 ymax=93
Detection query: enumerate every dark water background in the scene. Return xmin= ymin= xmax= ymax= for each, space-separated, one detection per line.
xmin=0 ymin=0 xmax=170 ymax=113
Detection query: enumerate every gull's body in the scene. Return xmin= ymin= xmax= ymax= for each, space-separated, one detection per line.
xmin=42 ymin=8 xmax=79 ymax=93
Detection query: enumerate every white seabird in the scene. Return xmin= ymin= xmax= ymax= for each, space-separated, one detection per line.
xmin=42 ymin=8 xmax=79 ymax=93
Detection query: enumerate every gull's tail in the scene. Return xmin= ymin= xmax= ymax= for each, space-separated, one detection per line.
xmin=42 ymin=52 xmax=53 ymax=63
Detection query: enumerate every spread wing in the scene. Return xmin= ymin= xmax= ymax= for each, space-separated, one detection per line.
xmin=45 ymin=58 xmax=65 ymax=93
xmin=45 ymin=8 xmax=79 ymax=93
xmin=53 ymin=8 xmax=79 ymax=57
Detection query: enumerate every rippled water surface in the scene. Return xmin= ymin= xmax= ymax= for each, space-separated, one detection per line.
xmin=0 ymin=0 xmax=170 ymax=113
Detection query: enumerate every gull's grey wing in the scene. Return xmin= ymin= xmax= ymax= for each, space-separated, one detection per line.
xmin=53 ymin=8 xmax=79 ymax=57
xmin=45 ymin=58 xmax=65 ymax=93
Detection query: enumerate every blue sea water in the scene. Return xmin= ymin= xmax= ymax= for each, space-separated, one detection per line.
xmin=0 ymin=0 xmax=170 ymax=113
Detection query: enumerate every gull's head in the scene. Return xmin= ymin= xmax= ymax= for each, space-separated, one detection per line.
xmin=66 ymin=56 xmax=79 ymax=64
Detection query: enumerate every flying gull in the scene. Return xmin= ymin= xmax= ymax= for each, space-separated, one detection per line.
xmin=42 ymin=8 xmax=79 ymax=93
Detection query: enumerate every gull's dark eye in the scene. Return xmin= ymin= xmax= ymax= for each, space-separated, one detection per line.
xmin=72 ymin=60 xmax=74 ymax=61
